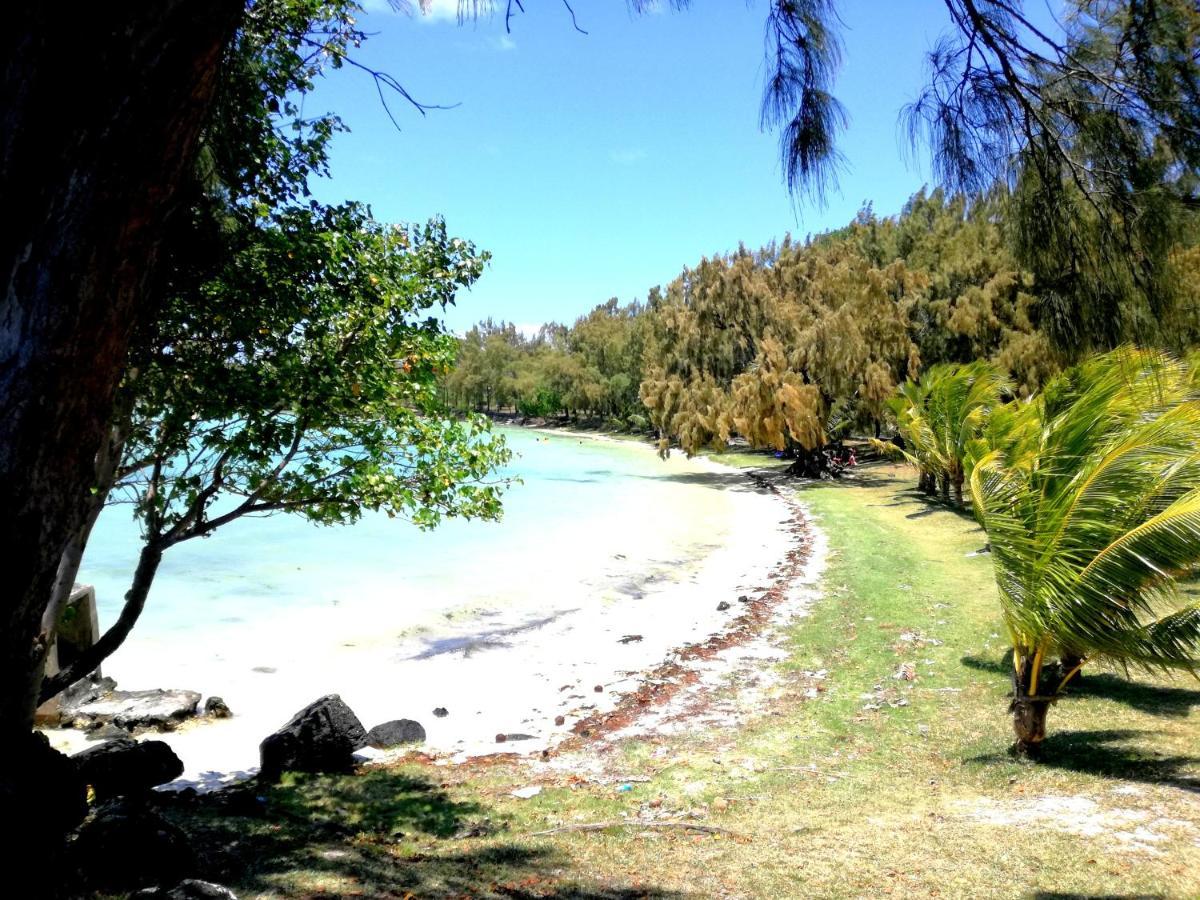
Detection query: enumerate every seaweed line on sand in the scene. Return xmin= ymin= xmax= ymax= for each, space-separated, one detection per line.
xmin=392 ymin=466 xmax=818 ymax=774
xmin=551 ymin=469 xmax=815 ymax=752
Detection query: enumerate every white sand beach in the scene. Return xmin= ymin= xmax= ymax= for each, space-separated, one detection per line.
xmin=44 ymin=432 xmax=802 ymax=789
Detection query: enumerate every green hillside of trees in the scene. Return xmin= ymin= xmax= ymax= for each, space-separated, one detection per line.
xmin=444 ymin=188 xmax=1200 ymax=455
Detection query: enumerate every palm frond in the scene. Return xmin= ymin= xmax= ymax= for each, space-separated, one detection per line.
xmin=972 ymin=347 xmax=1200 ymax=679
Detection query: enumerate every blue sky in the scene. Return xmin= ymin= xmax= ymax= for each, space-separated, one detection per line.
xmin=309 ymin=1 xmax=967 ymax=332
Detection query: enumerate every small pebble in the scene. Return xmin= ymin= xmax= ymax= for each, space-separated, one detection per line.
xmin=205 ymin=696 xmax=232 ymax=719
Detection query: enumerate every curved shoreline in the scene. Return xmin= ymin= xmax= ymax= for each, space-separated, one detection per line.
xmin=45 ymin=436 xmax=816 ymax=788
xmin=556 ymin=469 xmax=819 ymax=751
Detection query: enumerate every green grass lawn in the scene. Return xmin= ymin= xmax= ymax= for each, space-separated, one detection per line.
xmin=160 ymin=463 xmax=1200 ymax=899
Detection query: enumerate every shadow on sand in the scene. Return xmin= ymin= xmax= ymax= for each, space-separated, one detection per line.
xmin=631 ymin=468 xmax=770 ymax=493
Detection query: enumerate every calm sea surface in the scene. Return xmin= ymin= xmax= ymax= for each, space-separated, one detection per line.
xmin=82 ymin=426 xmax=731 ymax=646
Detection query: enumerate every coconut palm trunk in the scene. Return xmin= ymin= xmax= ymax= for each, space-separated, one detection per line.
xmin=1008 ymin=650 xmax=1060 ymax=755
xmin=1010 ymin=696 xmax=1052 ymax=755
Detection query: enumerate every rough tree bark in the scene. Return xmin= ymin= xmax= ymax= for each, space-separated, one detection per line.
xmin=786 ymin=446 xmax=834 ymax=479
xmin=0 ymin=3 xmax=242 ymax=739
xmin=41 ymin=387 xmax=133 ymax=646
xmin=1010 ymin=652 xmax=1068 ymax=757
xmin=1010 ymin=695 xmax=1052 ymax=756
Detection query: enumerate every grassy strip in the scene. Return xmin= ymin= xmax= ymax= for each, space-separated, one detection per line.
xmin=160 ymin=464 xmax=1200 ymax=899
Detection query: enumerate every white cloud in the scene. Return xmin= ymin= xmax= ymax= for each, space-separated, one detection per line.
xmin=363 ymin=1 xmax=515 ymax=41
xmin=360 ymin=0 xmax=473 ymax=21
xmin=609 ymin=148 xmax=647 ymax=166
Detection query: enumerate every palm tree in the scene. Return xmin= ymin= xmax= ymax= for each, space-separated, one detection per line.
xmin=882 ymin=377 xmax=939 ymax=495
xmin=877 ymin=362 xmax=1010 ymax=506
xmin=969 ymin=348 xmax=1200 ymax=755
xmin=927 ymin=361 xmax=1011 ymax=506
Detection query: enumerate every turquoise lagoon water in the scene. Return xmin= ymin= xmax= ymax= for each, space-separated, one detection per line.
xmin=82 ymin=427 xmax=732 ymax=650
xmin=58 ymin=426 xmax=788 ymax=777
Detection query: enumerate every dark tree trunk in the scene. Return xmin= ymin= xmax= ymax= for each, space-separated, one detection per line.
xmin=1009 ymin=650 xmax=1068 ymax=757
xmin=952 ymin=473 xmax=964 ymax=507
xmin=0 ymin=3 xmax=241 ymax=738
xmin=1010 ymin=696 xmax=1052 ymax=757
xmin=939 ymin=473 xmax=951 ymax=503
xmin=41 ymin=392 xmax=132 ymax=643
xmin=786 ymin=446 xmax=830 ymax=479
xmin=40 ymin=543 xmax=164 ymax=703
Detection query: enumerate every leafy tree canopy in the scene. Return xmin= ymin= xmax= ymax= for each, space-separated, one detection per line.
xmin=41 ymin=0 xmax=510 ymax=700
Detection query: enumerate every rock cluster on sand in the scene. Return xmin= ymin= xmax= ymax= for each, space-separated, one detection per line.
xmin=51 ymin=732 xmax=249 ymax=894
xmin=30 ymin=691 xmax=430 ymax=893
xmin=73 ymin=737 xmax=184 ymax=800
xmin=60 ymin=735 xmax=193 ymax=890
xmin=55 ymin=674 xmax=203 ymax=733
xmin=7 ymin=728 xmax=201 ymax=894
xmin=364 ymin=718 xmax=426 ymax=748
xmin=259 ymin=695 xmax=428 ymax=782
xmin=258 ymin=694 xmax=367 ymax=782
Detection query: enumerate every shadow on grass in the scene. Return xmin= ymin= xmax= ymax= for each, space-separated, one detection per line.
xmin=970 ymin=729 xmax=1200 ymax=794
xmin=784 ymin=461 xmax=902 ymax=493
xmin=890 ymin=488 xmax=978 ymax=522
xmin=161 ymin=769 xmax=684 ymax=898
xmin=1029 ymin=893 xmax=1165 ymax=899
xmin=847 ymin=472 xmax=988 ymax=528
xmin=962 ymin=654 xmax=1200 ymax=717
